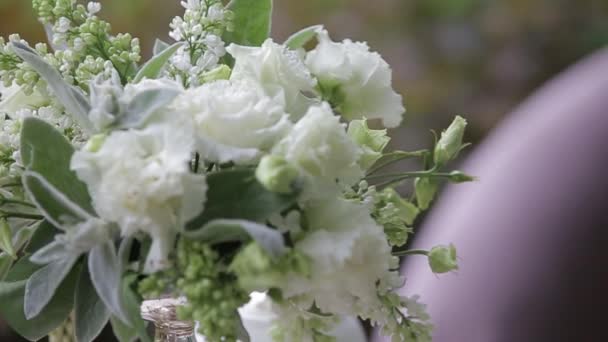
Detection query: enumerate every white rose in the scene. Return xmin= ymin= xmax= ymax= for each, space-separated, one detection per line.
xmin=306 ymin=29 xmax=405 ymax=128
xmin=282 ymin=198 xmax=397 ymax=317
xmin=273 ymin=102 xmax=362 ymax=186
xmin=172 ymin=79 xmax=292 ymax=164
xmin=227 ymin=39 xmax=317 ymax=119
xmin=70 ymin=123 xmax=206 ymax=272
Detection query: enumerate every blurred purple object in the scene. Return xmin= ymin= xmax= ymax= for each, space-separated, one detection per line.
xmin=374 ymin=47 xmax=608 ymax=341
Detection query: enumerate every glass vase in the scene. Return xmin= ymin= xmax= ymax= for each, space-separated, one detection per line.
xmin=141 ymin=298 xmax=197 ymax=342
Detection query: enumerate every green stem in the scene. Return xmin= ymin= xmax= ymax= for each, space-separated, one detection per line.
xmin=392 ymin=249 xmax=429 ymax=257
xmin=367 ymin=150 xmax=429 ymax=175
xmin=0 ymin=211 xmax=43 ymax=220
xmin=0 ymin=198 xmax=36 ymax=208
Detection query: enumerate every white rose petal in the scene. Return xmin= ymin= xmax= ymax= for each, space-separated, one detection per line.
xmin=71 ymin=123 xmax=206 ymax=272
xmin=306 ymin=29 xmax=405 ymax=128
xmin=172 ymin=79 xmax=292 ymax=164
xmin=227 ymin=39 xmax=317 ymax=119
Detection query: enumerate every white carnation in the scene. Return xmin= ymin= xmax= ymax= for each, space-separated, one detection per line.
xmin=227 ymin=39 xmax=317 ymax=119
xmin=306 ymin=29 xmax=405 ymax=128
xmin=71 ymin=123 xmax=206 ymax=272
xmin=282 ymin=197 xmax=395 ymax=317
xmin=273 ymin=102 xmax=362 ymax=186
xmin=172 ymin=79 xmax=291 ymax=164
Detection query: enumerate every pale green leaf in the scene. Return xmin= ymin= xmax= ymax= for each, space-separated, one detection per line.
xmin=0 ymin=253 xmax=13 ymax=281
xmin=285 ymin=25 xmax=323 ymax=49
xmin=75 ymin=266 xmax=111 ymax=342
xmin=224 ymin=0 xmax=273 ymax=46
xmin=11 ymin=42 xmax=93 ymax=133
xmin=115 ymin=87 xmax=181 ymax=129
xmin=186 ymin=219 xmax=286 ymax=258
xmin=153 ymin=39 xmax=170 ymax=55
xmin=133 ymin=42 xmax=183 ymax=83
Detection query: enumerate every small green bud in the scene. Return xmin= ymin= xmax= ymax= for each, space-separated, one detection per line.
xmin=381 ymin=188 xmax=420 ymax=225
xmin=428 ymin=244 xmax=458 ymax=274
xmin=84 ymin=133 xmax=107 ymax=152
xmin=200 ymin=64 xmax=231 ymax=83
xmin=255 ymin=155 xmax=299 ymax=194
xmin=415 ymin=177 xmax=438 ymax=210
xmin=434 ymin=115 xmax=467 ymax=166
xmin=448 ymin=170 xmax=475 ymax=183
xmin=347 ymin=119 xmax=391 ymax=170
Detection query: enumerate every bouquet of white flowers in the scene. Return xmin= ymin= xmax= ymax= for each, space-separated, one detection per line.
xmin=0 ymin=1 xmax=472 ymax=341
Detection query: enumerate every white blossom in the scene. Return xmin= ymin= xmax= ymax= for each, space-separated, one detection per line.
xmin=87 ymin=2 xmax=102 ymax=15
xmin=227 ymin=39 xmax=317 ymax=119
xmin=171 ymin=79 xmax=291 ymax=164
xmin=71 ymin=123 xmax=206 ymax=272
xmin=306 ymin=29 xmax=405 ymax=128
xmin=273 ymin=102 xmax=362 ymax=187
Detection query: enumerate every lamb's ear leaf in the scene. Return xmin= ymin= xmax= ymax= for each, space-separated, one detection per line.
xmin=20 ymin=118 xmax=95 ymax=215
xmin=74 ymin=265 xmax=111 ymax=342
xmin=114 ymin=87 xmax=181 ymax=129
xmin=11 ymin=42 xmax=93 ymax=133
xmin=223 ymin=0 xmax=272 ymax=46
xmin=285 ymin=25 xmax=323 ymax=49
xmin=133 ymin=42 xmax=183 ymax=83
xmin=153 ymin=39 xmax=170 ymax=55
xmin=0 ymin=260 xmax=81 ymax=341
xmin=185 ymin=219 xmax=286 ymax=259
xmin=24 ymin=255 xmax=79 ymax=319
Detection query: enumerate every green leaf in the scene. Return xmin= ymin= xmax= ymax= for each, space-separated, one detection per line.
xmin=115 ymin=87 xmax=181 ymax=129
xmin=24 ymin=255 xmax=78 ymax=319
xmin=20 ymin=118 xmax=94 ymax=214
xmin=0 ymin=253 xmax=13 ymax=281
xmin=12 ymin=223 xmax=38 ymax=252
xmin=133 ymin=42 xmax=183 ymax=83
xmin=89 ymin=241 xmax=130 ymax=324
xmin=0 ymin=261 xmax=81 ymax=341
xmin=186 ymin=219 xmax=286 ymax=258
xmin=23 ymin=171 xmax=92 ymax=228
xmin=119 ymin=273 xmax=151 ymax=342
xmin=186 ymin=168 xmax=299 ymax=230
xmin=75 ymin=265 xmax=111 ymax=342
xmin=285 ymin=25 xmax=323 ymax=49
xmin=153 ymin=39 xmax=170 ymax=55
xmin=11 ymin=42 xmax=93 ymax=133
xmin=0 ymin=219 xmax=15 ymax=258
xmin=224 ymin=0 xmax=273 ymax=46
xmin=111 ymin=315 xmax=137 ymax=342
xmin=26 ymin=220 xmax=60 ymax=253
xmin=29 ymin=240 xmax=70 ymax=265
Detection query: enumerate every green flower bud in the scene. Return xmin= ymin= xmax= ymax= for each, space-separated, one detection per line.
xmin=381 ymin=188 xmax=420 ymax=225
xmin=347 ymin=119 xmax=391 ymax=170
xmin=428 ymin=244 xmax=458 ymax=274
xmin=84 ymin=133 xmax=107 ymax=152
xmin=434 ymin=115 xmax=467 ymax=166
xmin=415 ymin=177 xmax=438 ymax=210
xmin=255 ymin=155 xmax=299 ymax=194
xmin=200 ymin=65 xmax=231 ymax=84
xmin=448 ymin=170 xmax=475 ymax=183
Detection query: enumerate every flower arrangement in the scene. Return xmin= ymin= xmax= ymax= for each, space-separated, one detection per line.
xmin=0 ymin=1 xmax=472 ymax=341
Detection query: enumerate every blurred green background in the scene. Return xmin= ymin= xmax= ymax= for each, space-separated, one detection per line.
xmin=1 ymin=0 xmax=607 ymax=340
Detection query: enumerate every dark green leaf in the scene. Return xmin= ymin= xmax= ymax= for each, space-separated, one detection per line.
xmin=24 ymin=255 xmax=78 ymax=319
xmin=26 ymin=220 xmax=60 ymax=253
xmin=11 ymin=42 xmax=93 ymax=133
xmin=115 ymin=88 xmax=181 ymax=129
xmin=224 ymin=0 xmax=273 ymax=46
xmin=20 ymin=118 xmax=94 ymax=214
xmin=110 ymin=315 xmax=137 ymax=342
xmin=285 ymin=25 xmax=323 ymax=49
xmin=23 ymin=171 xmax=92 ymax=228
xmin=186 ymin=168 xmax=299 ymax=230
xmin=0 ymin=262 xmax=81 ymax=341
xmin=186 ymin=219 xmax=286 ymax=258
xmin=75 ymin=265 xmax=111 ymax=342
xmin=119 ymin=273 xmax=151 ymax=342
xmin=89 ymin=241 xmax=130 ymax=324
xmin=0 ymin=253 xmax=13 ymax=281
xmin=133 ymin=42 xmax=183 ymax=83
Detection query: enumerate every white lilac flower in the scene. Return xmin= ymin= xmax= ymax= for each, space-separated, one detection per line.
xmin=306 ymin=29 xmax=405 ymax=128
xmin=70 ymin=123 xmax=207 ymax=272
xmin=227 ymin=39 xmax=317 ymax=119
xmin=272 ymin=102 xmax=362 ymax=187
xmin=171 ymin=78 xmax=292 ymax=164
xmin=282 ymin=197 xmax=396 ymax=318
